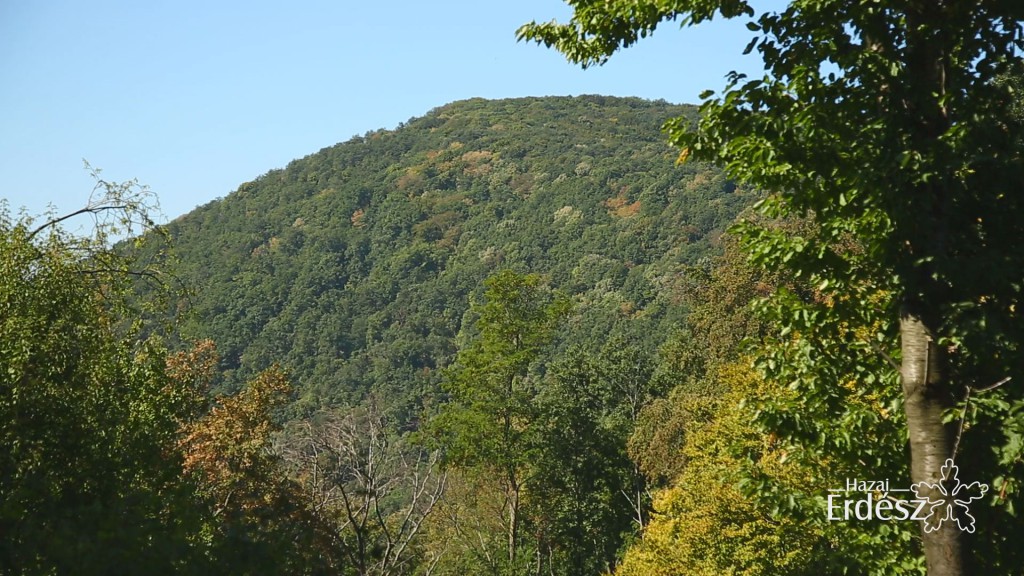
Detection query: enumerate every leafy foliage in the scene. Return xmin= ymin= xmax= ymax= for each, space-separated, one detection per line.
xmin=430 ymin=270 xmax=568 ymax=573
xmin=0 ymin=187 xmax=204 ymax=574
xmin=521 ymin=2 xmax=1024 ymax=573
xmin=428 ymin=272 xmax=660 ymax=576
xmin=151 ymin=96 xmax=753 ymax=416
xmin=1 ymin=187 xmax=349 ymax=574
xmin=618 ymin=363 xmax=832 ymax=576
xmin=181 ymin=358 xmax=346 ymax=574
xmin=528 ymin=347 xmax=647 ymax=575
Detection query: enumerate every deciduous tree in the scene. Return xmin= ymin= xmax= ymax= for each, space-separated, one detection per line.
xmin=430 ymin=269 xmax=568 ymax=572
xmin=0 ymin=178 xmax=202 ymax=574
xmin=278 ymin=401 xmax=446 ymax=576
xmin=521 ymin=3 xmax=1024 ymax=574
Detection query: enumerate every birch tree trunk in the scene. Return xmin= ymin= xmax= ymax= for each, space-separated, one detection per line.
xmin=900 ymin=311 xmax=962 ymax=576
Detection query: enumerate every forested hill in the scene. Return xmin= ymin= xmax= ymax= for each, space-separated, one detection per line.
xmin=161 ymin=95 xmax=756 ymax=412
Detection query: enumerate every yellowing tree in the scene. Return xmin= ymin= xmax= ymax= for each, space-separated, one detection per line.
xmin=619 ymin=362 xmax=830 ymax=576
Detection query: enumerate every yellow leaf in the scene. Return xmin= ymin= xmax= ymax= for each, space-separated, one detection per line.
xmin=676 ymin=148 xmax=691 ymax=165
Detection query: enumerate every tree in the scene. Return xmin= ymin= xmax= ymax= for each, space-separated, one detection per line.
xmin=1 ymin=176 xmax=346 ymax=574
xmin=521 ymin=3 xmax=1024 ymax=574
xmin=618 ymin=362 xmax=833 ymax=576
xmin=277 ymin=401 xmax=446 ymax=576
xmin=528 ymin=346 xmax=642 ymax=575
xmin=180 ymin=363 xmax=291 ymax=513
xmin=180 ymin=359 xmax=344 ymax=574
xmin=0 ymin=179 xmax=205 ymax=574
xmin=430 ymin=270 xmax=569 ymax=573
xmin=592 ymin=335 xmax=661 ymax=530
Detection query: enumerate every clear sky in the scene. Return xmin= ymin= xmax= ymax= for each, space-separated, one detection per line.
xmin=1 ymin=0 xmax=772 ymax=221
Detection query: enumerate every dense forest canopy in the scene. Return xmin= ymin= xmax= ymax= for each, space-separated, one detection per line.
xmin=156 ymin=95 xmax=753 ymax=414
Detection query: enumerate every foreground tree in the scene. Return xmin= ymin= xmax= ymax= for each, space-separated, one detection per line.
xmin=521 ymin=3 xmax=1024 ymax=574
xmin=0 ymin=181 xmax=205 ymax=574
xmin=618 ymin=362 xmax=831 ymax=576
xmin=0 ymin=180 xmax=342 ymax=574
xmin=527 ymin=346 xmax=646 ymax=575
xmin=430 ymin=270 xmax=569 ymax=573
xmin=180 ymin=363 xmax=332 ymax=573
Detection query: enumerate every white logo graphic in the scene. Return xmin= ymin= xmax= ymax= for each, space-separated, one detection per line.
xmin=827 ymin=458 xmax=988 ymax=532
xmin=910 ymin=458 xmax=988 ymax=533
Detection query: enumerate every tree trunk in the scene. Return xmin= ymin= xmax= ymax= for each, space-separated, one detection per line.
xmin=508 ymin=481 xmax=519 ymax=566
xmin=900 ymin=310 xmax=962 ymax=576
xmin=504 ymin=368 xmax=520 ymax=568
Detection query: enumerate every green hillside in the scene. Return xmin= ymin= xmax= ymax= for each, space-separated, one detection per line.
xmin=161 ymin=95 xmax=755 ymax=412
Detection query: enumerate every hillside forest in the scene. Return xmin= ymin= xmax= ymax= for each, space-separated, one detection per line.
xmin=2 ymin=88 xmax=1024 ymax=575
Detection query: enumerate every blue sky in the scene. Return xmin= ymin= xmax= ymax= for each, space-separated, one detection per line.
xmin=1 ymin=0 xmax=770 ymax=221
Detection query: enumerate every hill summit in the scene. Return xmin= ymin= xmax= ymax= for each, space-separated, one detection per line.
xmin=160 ymin=95 xmax=754 ymax=412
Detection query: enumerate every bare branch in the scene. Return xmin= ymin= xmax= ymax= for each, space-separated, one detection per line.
xmin=951 ymin=377 xmax=1012 ymax=459
xmin=27 ymin=204 xmax=132 ymax=241
xmin=279 ymin=402 xmax=448 ymax=576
